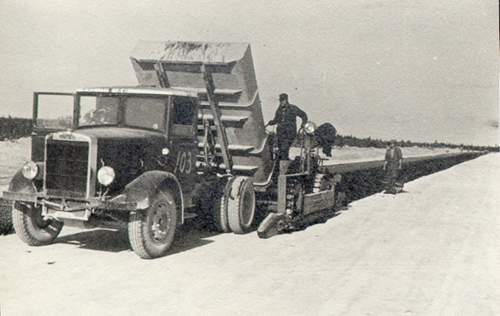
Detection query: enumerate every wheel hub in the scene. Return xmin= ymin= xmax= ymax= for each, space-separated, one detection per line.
xmin=32 ymin=205 xmax=51 ymax=228
xmin=150 ymin=203 xmax=170 ymax=242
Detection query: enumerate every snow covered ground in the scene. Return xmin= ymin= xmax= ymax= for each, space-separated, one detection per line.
xmin=0 ymin=153 xmax=498 ymax=315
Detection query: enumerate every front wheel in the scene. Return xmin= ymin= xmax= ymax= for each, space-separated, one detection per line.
xmin=128 ymin=190 xmax=177 ymax=259
xmin=12 ymin=202 xmax=63 ymax=246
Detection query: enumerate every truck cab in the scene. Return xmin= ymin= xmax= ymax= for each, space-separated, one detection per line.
xmin=3 ymin=87 xmax=216 ymax=258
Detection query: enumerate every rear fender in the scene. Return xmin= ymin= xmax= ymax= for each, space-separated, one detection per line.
xmin=120 ymin=171 xmax=184 ymax=224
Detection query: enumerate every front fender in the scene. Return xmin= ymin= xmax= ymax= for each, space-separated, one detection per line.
xmin=117 ymin=171 xmax=184 ymax=223
xmin=8 ymin=162 xmax=44 ymax=194
xmin=9 ymin=170 xmax=33 ymax=194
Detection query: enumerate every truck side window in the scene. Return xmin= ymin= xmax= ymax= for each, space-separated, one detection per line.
xmin=124 ymin=97 xmax=165 ymax=131
xmin=173 ymin=97 xmax=195 ymax=125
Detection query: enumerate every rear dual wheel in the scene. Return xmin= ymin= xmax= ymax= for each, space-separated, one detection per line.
xmin=213 ymin=177 xmax=234 ymax=233
xmin=214 ymin=176 xmax=256 ymax=234
xmin=227 ymin=176 xmax=256 ymax=234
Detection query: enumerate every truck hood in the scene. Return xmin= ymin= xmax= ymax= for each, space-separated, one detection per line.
xmin=73 ymin=126 xmax=166 ymax=144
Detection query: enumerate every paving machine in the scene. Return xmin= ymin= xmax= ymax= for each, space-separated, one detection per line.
xmin=131 ymin=40 xmax=343 ymax=238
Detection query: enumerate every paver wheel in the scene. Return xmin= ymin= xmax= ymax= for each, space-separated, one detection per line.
xmin=12 ymin=202 xmax=63 ymax=246
xmin=128 ymin=190 xmax=177 ymax=259
xmin=227 ymin=176 xmax=256 ymax=234
xmin=213 ymin=177 xmax=235 ymax=233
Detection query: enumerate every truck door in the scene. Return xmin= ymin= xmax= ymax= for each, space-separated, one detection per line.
xmin=169 ymin=96 xmax=198 ymax=193
xmin=31 ymin=92 xmax=76 ymax=162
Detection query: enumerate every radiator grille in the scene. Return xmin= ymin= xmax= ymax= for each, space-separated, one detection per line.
xmin=45 ymin=140 xmax=89 ymax=198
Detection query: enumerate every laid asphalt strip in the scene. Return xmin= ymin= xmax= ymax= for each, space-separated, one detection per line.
xmin=0 ymin=151 xmax=485 ymax=235
xmin=328 ymin=151 xmax=485 ymax=203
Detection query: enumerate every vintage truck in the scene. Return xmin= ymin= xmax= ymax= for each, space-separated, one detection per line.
xmin=3 ymin=41 xmax=341 ymax=258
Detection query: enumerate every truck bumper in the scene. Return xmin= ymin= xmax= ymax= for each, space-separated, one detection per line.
xmin=2 ymin=191 xmax=148 ymax=222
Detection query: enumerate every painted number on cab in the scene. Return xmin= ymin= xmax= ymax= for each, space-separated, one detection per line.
xmin=174 ymin=151 xmax=192 ymax=174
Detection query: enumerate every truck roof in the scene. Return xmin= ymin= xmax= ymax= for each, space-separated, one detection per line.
xmin=76 ymin=86 xmax=198 ymax=98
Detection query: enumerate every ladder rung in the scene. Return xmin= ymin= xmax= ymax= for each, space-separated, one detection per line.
xmin=197 ymin=143 xmax=254 ymax=152
xmin=199 ymin=101 xmax=247 ymax=108
xmin=172 ymin=87 xmax=242 ymax=96
xmin=195 ymin=161 xmax=258 ymax=173
xmin=197 ymin=124 xmax=217 ymax=131
xmin=220 ymin=164 xmax=259 ymax=172
xmin=198 ymin=113 xmax=248 ymax=123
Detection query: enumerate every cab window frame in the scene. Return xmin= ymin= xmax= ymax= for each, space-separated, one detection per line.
xmin=170 ymin=96 xmax=198 ymax=138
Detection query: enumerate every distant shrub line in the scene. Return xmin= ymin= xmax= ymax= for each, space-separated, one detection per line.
xmin=334 ymin=134 xmax=499 ymax=152
xmin=0 ymin=117 xmax=32 ymax=140
xmin=1 ymin=116 xmax=498 ymax=152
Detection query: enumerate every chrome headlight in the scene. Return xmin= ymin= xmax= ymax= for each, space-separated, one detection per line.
xmin=21 ymin=161 xmax=38 ymax=180
xmin=97 ymin=166 xmax=115 ymax=186
xmin=304 ymin=121 xmax=317 ymax=135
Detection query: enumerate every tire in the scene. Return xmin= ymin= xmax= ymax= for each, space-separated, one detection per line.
xmin=213 ymin=177 xmax=234 ymax=233
xmin=12 ymin=202 xmax=63 ymax=246
xmin=227 ymin=176 xmax=256 ymax=234
xmin=128 ymin=190 xmax=177 ymax=259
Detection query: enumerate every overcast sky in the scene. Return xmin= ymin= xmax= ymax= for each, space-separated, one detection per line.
xmin=0 ymin=0 xmax=498 ymax=145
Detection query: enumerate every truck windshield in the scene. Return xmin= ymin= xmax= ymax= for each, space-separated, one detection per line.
xmin=79 ymin=96 xmax=119 ymax=126
xmin=78 ymin=95 xmax=166 ymax=131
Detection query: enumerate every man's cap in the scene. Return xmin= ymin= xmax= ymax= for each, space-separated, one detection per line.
xmin=279 ymin=93 xmax=288 ymax=101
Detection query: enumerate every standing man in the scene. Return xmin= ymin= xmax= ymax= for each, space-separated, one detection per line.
xmin=266 ymin=93 xmax=308 ymax=161
xmin=383 ymin=140 xmax=403 ymax=194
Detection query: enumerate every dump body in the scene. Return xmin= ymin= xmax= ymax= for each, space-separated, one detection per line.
xmin=130 ymin=41 xmax=272 ymax=185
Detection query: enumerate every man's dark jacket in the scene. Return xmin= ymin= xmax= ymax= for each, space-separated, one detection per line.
xmin=268 ymin=103 xmax=308 ymax=138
